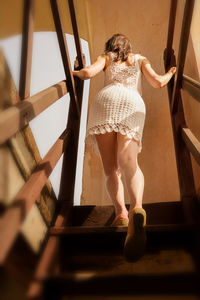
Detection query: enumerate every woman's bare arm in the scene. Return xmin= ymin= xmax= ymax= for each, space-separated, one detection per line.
xmin=140 ymin=56 xmax=176 ymax=88
xmin=72 ymin=55 xmax=107 ymax=80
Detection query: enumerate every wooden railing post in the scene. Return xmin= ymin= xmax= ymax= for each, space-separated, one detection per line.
xmin=50 ymin=0 xmax=80 ymax=117
xmin=171 ymin=0 xmax=195 ymax=114
xmin=164 ymin=0 xmax=196 ymax=223
xmin=49 ymin=0 xmax=85 ymax=209
xmin=19 ymin=0 xmax=35 ymax=101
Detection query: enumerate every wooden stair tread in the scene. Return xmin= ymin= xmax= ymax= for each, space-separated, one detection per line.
xmin=68 ymin=202 xmax=184 ymax=227
xmin=43 ymin=272 xmax=200 ymax=296
xmin=61 ymin=247 xmax=197 ymax=274
xmin=50 ymin=223 xmax=196 ymax=235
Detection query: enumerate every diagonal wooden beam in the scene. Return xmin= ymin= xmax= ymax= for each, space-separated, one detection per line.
xmin=19 ymin=0 xmax=35 ymax=100
xmin=68 ymin=0 xmax=85 ymax=110
xmin=0 ymin=129 xmax=71 ymax=264
xmin=171 ymin=0 xmax=195 ymax=114
xmin=50 ymin=0 xmax=80 ymax=117
xmin=0 ymin=81 xmax=68 ymax=144
xmin=56 ymin=0 xmax=85 ymax=204
xmin=182 ymin=75 xmax=200 ymax=104
xmin=181 ymin=127 xmax=200 ymax=166
xmin=164 ymin=0 xmax=177 ymax=70
xmin=164 ymin=0 xmax=196 ymax=224
xmin=68 ymin=0 xmax=84 ymax=69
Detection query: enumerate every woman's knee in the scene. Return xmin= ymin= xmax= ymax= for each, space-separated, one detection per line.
xmin=104 ymin=165 xmax=121 ymax=179
xmin=118 ymin=152 xmax=137 ymax=172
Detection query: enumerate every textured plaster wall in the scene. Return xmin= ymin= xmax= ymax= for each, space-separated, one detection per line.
xmin=81 ymin=0 xmax=180 ymax=205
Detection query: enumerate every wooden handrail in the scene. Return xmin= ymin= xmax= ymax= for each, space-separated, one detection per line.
xmin=50 ymin=0 xmax=80 ymax=117
xmin=181 ymin=127 xmax=200 ymax=166
xmin=182 ymin=75 xmax=200 ymax=104
xmin=68 ymin=0 xmax=84 ymax=69
xmin=171 ymin=0 xmax=195 ymax=114
xmin=19 ymin=0 xmax=34 ymax=100
xmin=0 ymin=81 xmax=68 ymax=144
xmin=0 ymin=129 xmax=71 ymax=264
xmin=164 ymin=0 xmax=196 ymax=219
xmin=165 ymin=0 xmax=177 ymax=69
xmin=57 ymin=0 xmax=85 ymax=203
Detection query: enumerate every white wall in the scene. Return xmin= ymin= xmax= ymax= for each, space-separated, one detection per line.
xmin=0 ymin=32 xmax=90 ymax=205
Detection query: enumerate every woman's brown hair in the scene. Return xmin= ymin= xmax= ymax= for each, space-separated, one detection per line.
xmin=104 ymin=33 xmax=132 ymax=62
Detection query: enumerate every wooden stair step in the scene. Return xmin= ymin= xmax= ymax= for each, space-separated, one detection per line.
xmin=50 ymin=223 xmax=196 ymax=235
xmin=43 ymin=272 xmax=200 ymax=296
xmin=68 ymin=202 xmax=184 ymax=227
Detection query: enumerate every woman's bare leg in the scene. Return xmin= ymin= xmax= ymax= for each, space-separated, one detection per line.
xmin=96 ymin=132 xmax=128 ymax=219
xmin=117 ymin=133 xmax=144 ymax=210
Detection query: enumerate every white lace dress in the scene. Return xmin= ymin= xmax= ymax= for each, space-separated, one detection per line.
xmin=85 ymin=52 xmax=146 ymax=155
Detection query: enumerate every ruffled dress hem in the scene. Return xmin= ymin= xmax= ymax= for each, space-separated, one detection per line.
xmin=85 ymin=123 xmax=142 ymax=156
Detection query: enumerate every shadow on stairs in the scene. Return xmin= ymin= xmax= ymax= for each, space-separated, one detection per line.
xmin=39 ymin=202 xmax=200 ymax=300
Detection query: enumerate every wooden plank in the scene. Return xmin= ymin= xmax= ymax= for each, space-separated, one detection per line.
xmin=50 ymin=0 xmax=80 ymax=116
xmin=164 ymin=0 xmax=177 ymax=69
xmin=68 ymin=0 xmax=84 ymax=69
xmin=182 ymin=127 xmax=200 ymax=166
xmin=171 ymin=0 xmax=195 ymax=113
xmin=169 ymin=95 xmax=196 ymax=220
xmin=26 ymin=202 xmax=68 ymax=298
xmin=44 ymin=273 xmax=200 ymax=296
xmin=26 ymin=236 xmax=60 ymax=298
xmin=56 ymin=1 xmax=85 ymax=204
xmin=49 ymin=223 xmax=195 ymax=236
xmin=0 ymin=81 xmax=68 ymax=144
xmin=19 ymin=0 xmax=34 ymax=100
xmin=182 ymin=74 xmax=200 ymax=103
xmin=0 ymin=129 xmax=71 ymax=264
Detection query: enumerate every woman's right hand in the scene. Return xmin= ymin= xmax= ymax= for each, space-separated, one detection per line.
xmin=168 ymin=66 xmax=177 ymax=76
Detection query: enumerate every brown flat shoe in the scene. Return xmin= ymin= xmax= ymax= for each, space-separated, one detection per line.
xmin=111 ymin=216 xmax=129 ymax=227
xmin=124 ymin=208 xmax=146 ymax=261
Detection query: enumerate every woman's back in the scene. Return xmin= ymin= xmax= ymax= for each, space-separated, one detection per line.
xmin=104 ymin=52 xmax=142 ymax=95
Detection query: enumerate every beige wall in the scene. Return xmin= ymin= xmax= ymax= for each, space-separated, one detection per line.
xmin=81 ymin=0 xmax=181 ymax=205
xmin=0 ymin=0 xmax=89 ymax=40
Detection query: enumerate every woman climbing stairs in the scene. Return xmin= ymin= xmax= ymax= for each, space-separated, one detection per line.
xmin=1 ymin=0 xmax=200 ymax=299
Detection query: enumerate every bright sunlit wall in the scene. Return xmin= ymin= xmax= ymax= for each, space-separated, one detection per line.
xmin=0 ymin=32 xmax=91 ymax=205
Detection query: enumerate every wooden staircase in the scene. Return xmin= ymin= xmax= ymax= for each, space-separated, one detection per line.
xmin=1 ymin=0 xmax=200 ymax=299
xmin=34 ymin=203 xmax=200 ymax=298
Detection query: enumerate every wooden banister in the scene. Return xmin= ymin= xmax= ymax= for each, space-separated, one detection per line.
xmin=182 ymin=75 xmax=200 ymax=104
xmin=0 ymin=129 xmax=71 ymax=264
xmin=164 ymin=0 xmax=196 ymax=222
xmin=171 ymin=0 xmax=195 ymax=114
xmin=19 ymin=0 xmax=34 ymax=100
xmin=181 ymin=127 xmax=200 ymax=166
xmin=0 ymin=81 xmax=68 ymax=144
xmin=56 ymin=0 xmax=85 ymax=203
xmin=165 ymin=0 xmax=177 ymax=70
xmin=68 ymin=0 xmax=84 ymax=69
xmin=50 ymin=0 xmax=80 ymax=117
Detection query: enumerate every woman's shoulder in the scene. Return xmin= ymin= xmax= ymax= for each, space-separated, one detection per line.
xmin=127 ymin=53 xmax=145 ymax=65
xmin=134 ymin=54 xmax=148 ymax=69
xmin=134 ymin=54 xmax=146 ymax=61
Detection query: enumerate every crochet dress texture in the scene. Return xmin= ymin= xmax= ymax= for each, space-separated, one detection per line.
xmin=85 ymin=52 xmax=146 ymax=155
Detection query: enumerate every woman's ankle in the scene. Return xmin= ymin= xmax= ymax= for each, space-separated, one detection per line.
xmin=115 ymin=209 xmax=128 ymax=219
